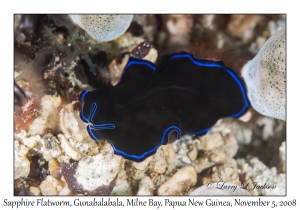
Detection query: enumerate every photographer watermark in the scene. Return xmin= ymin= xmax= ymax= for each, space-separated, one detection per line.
xmin=205 ymin=181 xmax=277 ymax=193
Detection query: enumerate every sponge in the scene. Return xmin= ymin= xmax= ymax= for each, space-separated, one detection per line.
xmin=242 ymin=29 xmax=286 ymax=120
xmin=69 ymin=14 xmax=133 ymax=42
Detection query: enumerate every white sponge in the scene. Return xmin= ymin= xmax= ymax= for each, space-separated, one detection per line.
xmin=69 ymin=14 xmax=133 ymax=42
xmin=242 ymin=29 xmax=286 ymax=120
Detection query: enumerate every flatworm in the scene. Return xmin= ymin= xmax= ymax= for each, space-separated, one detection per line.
xmin=80 ymin=52 xmax=250 ymax=162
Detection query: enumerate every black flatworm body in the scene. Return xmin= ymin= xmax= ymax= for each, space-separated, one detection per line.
xmin=80 ymin=52 xmax=250 ymax=161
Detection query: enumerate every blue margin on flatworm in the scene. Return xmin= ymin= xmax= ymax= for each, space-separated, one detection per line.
xmin=110 ymin=126 xmax=181 ymax=161
xmin=115 ymin=59 xmax=156 ymax=86
xmin=79 ymin=90 xmax=89 ymax=123
xmin=79 ymin=52 xmax=250 ymax=161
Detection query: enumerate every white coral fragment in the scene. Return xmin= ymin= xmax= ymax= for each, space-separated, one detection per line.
xmin=137 ymin=176 xmax=154 ymax=195
xmin=59 ymin=103 xmax=92 ymax=142
xmin=75 ymin=153 xmax=122 ymax=192
xmin=237 ymin=157 xmax=286 ymax=195
xmin=59 ymin=102 xmax=100 ymax=156
xmin=69 ymin=14 xmax=133 ymax=42
xmin=28 ymin=95 xmax=61 ymax=135
xmin=14 ymin=141 xmax=30 ymax=179
xmin=158 ymin=165 xmax=197 ymax=195
xmin=39 ymin=180 xmax=58 ymax=195
xmin=132 ymin=156 xmax=152 ymax=171
xmin=29 ymin=186 xmax=41 ymax=196
xmin=279 ymin=141 xmax=286 ymax=172
xmin=58 ymin=134 xmax=81 ymax=161
xmin=242 ymin=29 xmax=286 ymax=120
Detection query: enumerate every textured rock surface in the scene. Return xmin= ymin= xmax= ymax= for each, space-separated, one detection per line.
xmin=227 ymin=15 xmax=267 ymax=44
xmin=29 ymin=186 xmax=41 ymax=196
xmin=279 ymin=141 xmax=286 ymax=172
xmin=202 ymin=158 xmax=241 ymax=186
xmin=60 ymin=150 xmax=121 ymax=196
xmin=58 ymin=134 xmax=81 ymax=161
xmin=74 ymin=153 xmax=122 ymax=191
xmin=59 ymin=103 xmax=100 ymax=156
xmin=237 ymin=157 xmax=285 ymax=195
xmin=157 ymin=165 xmax=197 ymax=195
xmin=14 ymin=141 xmax=30 ymax=179
xmin=28 ymin=95 xmax=62 ymax=135
xmin=137 ymin=176 xmax=155 ymax=195
xmin=191 ymin=127 xmax=239 ymax=173
xmin=59 ymin=103 xmax=89 ymax=142
xmin=110 ymin=169 xmax=133 ymax=195
xmin=39 ymin=180 xmax=58 ymax=195
xmin=42 ymin=133 xmax=63 ymax=161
